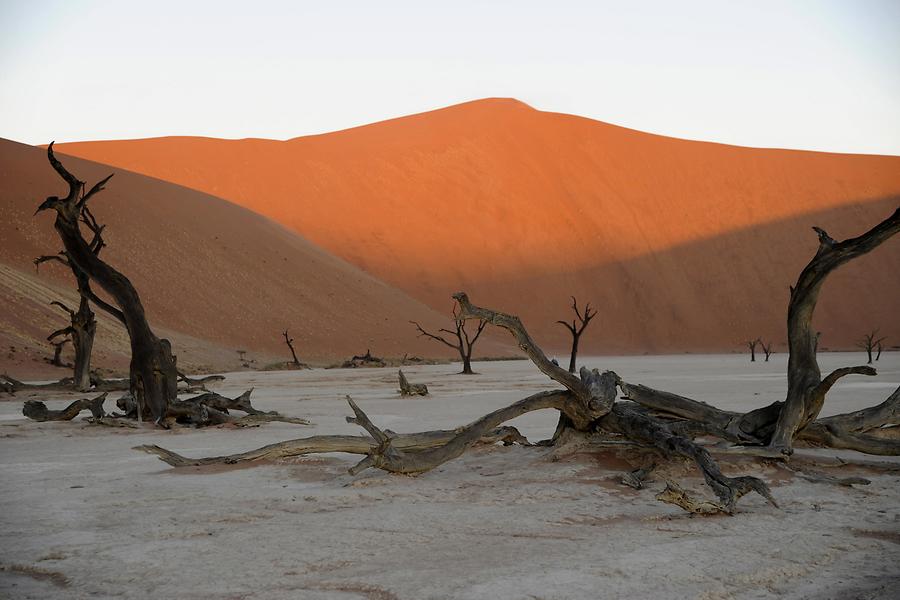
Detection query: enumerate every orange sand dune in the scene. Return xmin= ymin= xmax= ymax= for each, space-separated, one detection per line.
xmin=53 ymin=99 xmax=900 ymax=354
xmin=0 ymin=139 xmax=510 ymax=377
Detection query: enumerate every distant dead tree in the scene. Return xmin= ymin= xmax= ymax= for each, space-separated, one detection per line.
xmin=857 ymin=330 xmax=886 ymax=365
xmin=340 ymin=349 xmax=386 ymax=368
xmin=411 ymin=304 xmax=486 ymax=374
xmin=745 ymin=338 xmax=761 ymax=362
xmin=36 ymin=143 xmax=177 ymax=422
xmin=282 ymin=330 xmax=301 ymax=366
xmin=556 ymin=296 xmax=596 ymax=373
xmin=760 ymin=341 xmax=774 ymax=362
xmin=47 ymin=333 xmax=70 ymax=367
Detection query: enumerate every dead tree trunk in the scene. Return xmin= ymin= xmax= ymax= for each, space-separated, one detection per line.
xmin=44 ymin=297 xmax=96 ymax=390
xmin=556 ymin=296 xmax=596 ymax=373
xmin=48 ymin=334 xmax=69 ymax=367
xmin=769 ymin=210 xmax=899 ymax=453
xmin=36 ymin=224 xmax=110 ymax=391
xmin=411 ymin=303 xmax=486 ymax=375
xmin=282 ymin=329 xmax=301 ymax=366
xmin=857 ymin=330 xmax=886 ymax=365
xmin=746 ymin=338 xmax=760 ymax=362
xmin=876 ymin=342 xmax=883 ymax=361
xmin=36 ymin=144 xmax=177 ymax=423
xmin=398 ymin=369 xmax=428 ymax=396
xmin=761 ymin=341 xmax=774 ymax=362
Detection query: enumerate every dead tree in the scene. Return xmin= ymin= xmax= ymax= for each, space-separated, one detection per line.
xmin=33 ymin=206 xmax=113 ymax=391
xmin=48 ymin=333 xmax=70 ymax=367
xmin=876 ymin=341 xmax=883 ymax=361
xmin=618 ymin=208 xmax=900 ymax=455
xmin=411 ymin=304 xmax=486 ymax=375
xmin=36 ymin=144 xmax=177 ymax=423
xmin=142 ymin=293 xmax=776 ymax=514
xmin=857 ymin=330 xmax=886 ymax=365
xmin=761 ymin=341 xmax=774 ymax=362
xmin=556 ymin=296 xmax=596 ymax=373
xmin=139 ymin=208 xmax=900 ymax=513
xmin=282 ymin=330 xmax=301 ymax=366
xmin=23 ymin=393 xmax=107 ymax=422
xmin=398 ymin=369 xmax=428 ymax=396
xmin=768 ymin=214 xmax=899 ymax=452
xmin=746 ymin=338 xmax=761 ymax=362
xmin=340 ymin=349 xmax=386 ymax=368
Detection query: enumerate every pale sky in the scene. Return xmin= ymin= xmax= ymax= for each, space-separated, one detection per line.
xmin=1 ymin=0 xmax=898 ymax=154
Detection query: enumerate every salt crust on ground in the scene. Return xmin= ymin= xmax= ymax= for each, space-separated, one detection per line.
xmin=1 ymin=353 xmax=898 ymax=599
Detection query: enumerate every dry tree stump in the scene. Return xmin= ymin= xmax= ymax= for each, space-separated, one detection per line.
xmin=398 ymin=369 xmax=428 ymax=396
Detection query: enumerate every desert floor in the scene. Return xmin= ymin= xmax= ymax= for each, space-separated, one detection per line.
xmin=1 ymin=354 xmax=898 ymax=599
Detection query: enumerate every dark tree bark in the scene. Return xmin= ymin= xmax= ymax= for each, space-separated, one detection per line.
xmin=876 ymin=341 xmax=883 ymax=361
xmin=282 ymin=329 xmax=301 ymax=366
xmin=48 ymin=334 xmax=70 ymax=367
xmin=44 ymin=297 xmax=96 ymax=389
xmin=23 ymin=393 xmax=107 ymax=422
xmin=746 ymin=338 xmax=760 ymax=362
xmin=769 ymin=209 xmax=899 ymax=453
xmin=411 ymin=303 xmax=486 ymax=374
xmin=761 ymin=341 xmax=774 ymax=362
xmin=857 ymin=330 xmax=886 ymax=365
xmin=36 ymin=144 xmax=177 ymax=423
xmin=34 ymin=207 xmax=112 ymax=392
xmin=556 ymin=296 xmax=596 ymax=373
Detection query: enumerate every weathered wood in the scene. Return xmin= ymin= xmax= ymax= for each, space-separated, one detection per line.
xmin=22 ymin=393 xmax=107 ymax=421
xmin=37 ymin=144 xmax=178 ymax=422
xmin=1 ymin=374 xmax=75 ymax=393
xmin=398 ymin=370 xmax=428 ymax=396
xmin=177 ymin=371 xmax=226 ymax=388
xmin=135 ymin=426 xmax=529 ymax=467
xmin=770 ymin=207 xmax=899 ymax=453
xmin=163 ymin=388 xmax=310 ymax=428
xmin=599 ymin=403 xmax=777 ymax=513
xmin=340 ymin=349 xmax=385 ymax=368
xmin=621 ymin=463 xmax=656 ymax=489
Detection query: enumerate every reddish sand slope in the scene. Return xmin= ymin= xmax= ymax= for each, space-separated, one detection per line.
xmin=0 ymin=139 xmax=511 ymax=378
xmin=53 ymin=99 xmax=900 ymax=354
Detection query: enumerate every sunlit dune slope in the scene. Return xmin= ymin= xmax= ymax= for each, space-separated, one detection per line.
xmin=1 ymin=139 xmax=510 ymax=377
xmin=53 ymin=99 xmax=900 ymax=353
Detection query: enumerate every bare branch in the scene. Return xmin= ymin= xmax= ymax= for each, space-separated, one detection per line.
xmin=45 ymin=142 xmax=83 ymax=203
xmin=410 ymin=320 xmax=459 ymax=350
xmin=78 ymin=173 xmax=114 ymax=209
